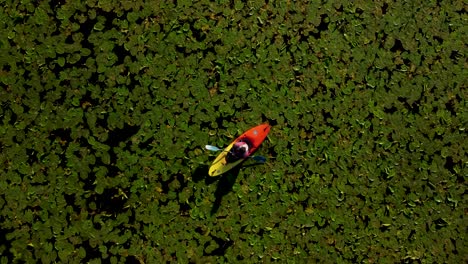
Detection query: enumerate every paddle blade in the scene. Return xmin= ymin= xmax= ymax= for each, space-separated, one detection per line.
xmin=252 ymin=156 xmax=267 ymax=163
xmin=205 ymin=145 xmax=222 ymax=151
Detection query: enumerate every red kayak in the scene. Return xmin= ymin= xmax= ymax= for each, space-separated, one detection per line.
xmin=209 ymin=124 xmax=270 ymax=176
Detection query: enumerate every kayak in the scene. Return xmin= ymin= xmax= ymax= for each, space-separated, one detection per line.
xmin=209 ymin=124 xmax=271 ymax=176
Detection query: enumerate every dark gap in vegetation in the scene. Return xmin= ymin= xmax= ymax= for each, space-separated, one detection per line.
xmin=126 ymin=213 xmax=137 ymax=232
xmin=161 ymin=178 xmax=171 ymax=194
xmin=380 ymin=224 xmax=390 ymax=232
xmin=269 ymin=146 xmax=278 ymax=158
xmin=106 ymin=154 xmax=121 ymax=178
xmin=126 ymin=74 xmax=138 ymax=94
xmin=404 ymin=186 xmax=411 ymax=195
xmin=94 ymin=188 xmax=127 ymax=215
xmin=93 ymin=218 xmax=103 ymax=230
xmin=335 ymin=4 xmax=344 ymax=13
xmin=0 ymin=227 xmax=13 ymax=262
xmin=179 ymin=201 xmax=191 ymax=215
xmin=444 ymin=156 xmax=457 ymax=175
xmin=432 ymin=35 xmax=443 ymax=45
xmin=384 ymin=105 xmax=398 ymax=114
xmin=434 ymin=54 xmax=442 ymax=63
xmin=288 ymin=180 xmax=299 ymax=194
xmin=134 ymin=16 xmax=145 ymax=27
xmin=401 ymin=58 xmax=411 ymax=68
xmin=72 ymin=8 xmax=118 ymax=57
xmin=105 ymin=124 xmax=140 ymax=148
xmin=56 ymin=81 xmax=70 ymax=103
xmin=408 ymin=229 xmax=416 ymax=241
xmin=174 ymin=173 xmax=186 ymax=192
xmin=424 ymin=179 xmax=436 ymax=191
xmin=336 ymin=224 xmax=344 ymax=233
xmin=82 ymin=170 xmax=96 ymax=192
xmin=322 ymin=109 xmax=332 ymax=122
xmin=205 ymin=235 xmax=233 ymax=256
xmin=49 ymin=0 xmax=66 ymax=11
xmin=317 ymin=14 xmax=330 ymax=33
xmin=258 ymin=228 xmax=265 ymax=236
xmin=410 ymin=101 xmax=421 ymax=115
xmin=162 ymin=79 xmax=172 ymax=90
xmin=189 ymin=22 xmax=206 ymax=42
xmin=80 ymin=113 xmax=93 ymax=139
xmin=199 ymin=121 xmax=212 ymax=130
xmin=26 ymin=148 xmax=38 ymax=164
xmin=201 ymin=40 xmax=222 ymax=58
xmin=125 ymin=256 xmax=140 ymax=264
xmin=361 ymin=215 xmax=369 ymax=228
xmin=6 ymin=111 xmax=17 ymax=126
xmin=377 ymin=31 xmax=388 ymax=49
xmin=3 ymin=63 xmax=11 ymax=72
xmin=356 ymin=194 xmax=366 ymax=203
xmin=95 ymin=112 xmax=109 ymax=132
xmin=432 ymin=131 xmax=444 ymax=141
xmin=214 ymin=115 xmax=225 ymax=129
xmin=385 ymin=186 xmax=393 ymax=195
xmin=449 ymin=50 xmax=462 ymax=63
xmin=7 ymin=38 xmax=17 ymax=50
xmin=445 ymin=98 xmax=458 ymax=116
xmin=195 ymin=226 xmax=203 ymax=235
xmin=65 ymin=34 xmax=75 ymax=45
xmin=397 ymin=97 xmax=420 ymax=115
xmin=191 ymin=165 xmax=209 ymax=183
xmin=240 ymin=225 xmax=247 ymax=233
xmin=322 ymin=110 xmax=340 ymax=132
xmin=335 ymin=18 xmax=348 ymax=35
xmin=449 ymin=238 xmax=459 ymax=254
xmin=113 ymin=44 xmax=131 ymax=66
xmin=49 ymin=128 xmax=72 ymax=144
xmin=79 ymin=37 xmax=94 ymax=56
xmin=80 ymin=90 xmax=99 ymax=109
xmin=213 ymin=67 xmax=221 ymax=84
xmin=81 ymin=239 xmax=102 ymax=263
xmin=318 ymin=218 xmax=330 ymax=228
xmin=355 ymin=8 xmax=364 ymax=16
xmin=137 ymin=137 xmax=154 ymax=150
xmin=381 ymin=3 xmax=389 ymax=14
xmin=176 ymin=45 xmax=187 ymax=54
xmin=281 ymin=33 xmax=291 ymax=50
xmin=95 ymin=9 xmax=118 ymax=32
xmin=64 ymin=193 xmax=81 ymax=214
xmin=390 ymin=39 xmax=405 ymax=52
xmin=290 ymin=158 xmax=301 ymax=167
xmin=261 ymin=113 xmax=277 ymax=126
xmin=316 ymin=82 xmax=329 ymax=97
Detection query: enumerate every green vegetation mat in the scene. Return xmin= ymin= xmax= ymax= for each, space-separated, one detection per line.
xmin=1 ymin=0 xmax=466 ymax=263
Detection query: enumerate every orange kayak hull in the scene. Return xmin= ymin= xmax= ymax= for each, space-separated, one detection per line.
xmin=208 ymin=124 xmax=270 ymax=176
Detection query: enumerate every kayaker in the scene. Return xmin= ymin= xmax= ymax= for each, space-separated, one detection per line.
xmin=233 ymin=141 xmax=249 ymax=158
xmin=226 ymin=140 xmax=250 ymax=162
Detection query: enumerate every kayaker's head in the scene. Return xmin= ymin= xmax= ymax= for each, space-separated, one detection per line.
xmin=234 ymin=141 xmax=249 ymax=157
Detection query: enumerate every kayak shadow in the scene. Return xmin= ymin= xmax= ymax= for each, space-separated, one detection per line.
xmin=192 ymin=163 xmax=263 ymax=216
xmin=209 ymin=161 xmax=266 ymax=216
xmin=210 ymin=167 xmax=241 ymax=216
xmin=192 ymin=165 xmax=220 ymax=185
